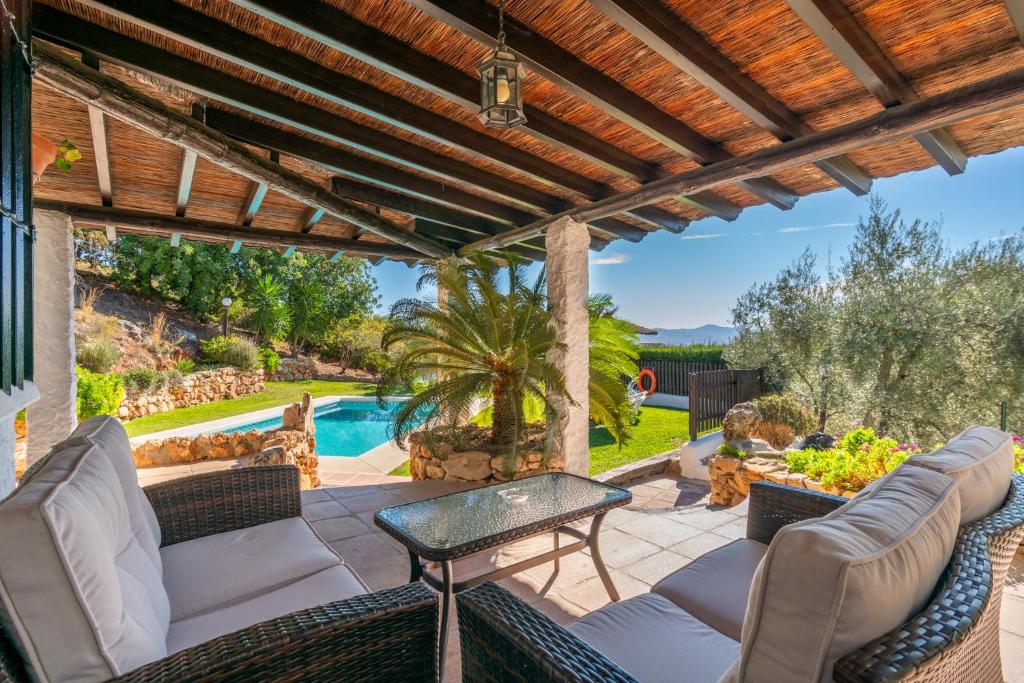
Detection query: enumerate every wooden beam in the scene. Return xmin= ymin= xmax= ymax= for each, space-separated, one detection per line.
xmin=81 ymin=53 xmax=114 ymax=207
xmin=1008 ymin=1 xmax=1024 ymax=42
xmin=460 ymin=66 xmax=1024 ymax=252
xmin=43 ymin=6 xmax=709 ymax=232
xmin=400 ymin=0 xmax=798 ymax=210
xmin=239 ymin=151 xmax=275 ymax=226
xmin=174 ymin=150 xmax=197 ymax=216
xmin=299 ymin=207 xmax=324 ymax=233
xmin=588 ymin=0 xmax=872 ymax=196
xmin=32 ymin=41 xmax=449 ymax=257
xmin=786 ymin=0 xmax=967 ymax=175
xmin=37 ymin=200 xmax=424 ymax=259
xmin=226 ymin=0 xmax=742 ymax=221
xmin=415 ymin=220 xmax=547 ymax=261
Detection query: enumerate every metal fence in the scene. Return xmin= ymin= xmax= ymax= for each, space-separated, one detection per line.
xmin=636 ymin=361 xmax=725 ymax=396
xmin=688 ymin=368 xmax=764 ymax=441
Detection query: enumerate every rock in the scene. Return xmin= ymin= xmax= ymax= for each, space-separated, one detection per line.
xmin=442 ymin=451 xmax=492 ymax=480
xmin=712 ymin=455 xmax=743 ymax=474
xmin=425 ymin=464 xmax=445 ymax=479
xmin=282 ymin=392 xmax=315 ymax=435
xmin=728 ymin=438 xmax=783 ymax=459
xmin=247 ymin=446 xmax=292 ymax=467
xmin=722 ymin=402 xmax=761 ymax=441
xmin=743 ymin=457 xmax=788 ymax=477
xmin=803 ymin=432 xmax=837 ymax=451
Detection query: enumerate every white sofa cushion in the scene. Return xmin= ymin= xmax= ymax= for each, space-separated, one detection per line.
xmin=161 ymin=516 xmax=344 ymax=621
xmin=651 ymin=539 xmax=766 ymax=640
xmin=569 ymin=593 xmax=739 ymax=683
xmin=724 ymin=465 xmax=959 ymax=683
xmin=70 ymin=416 xmax=163 ymax=572
xmin=905 ymin=425 xmax=1013 ymax=525
xmin=167 ymin=564 xmax=368 ymax=653
xmin=0 ymin=439 xmax=170 ymax=682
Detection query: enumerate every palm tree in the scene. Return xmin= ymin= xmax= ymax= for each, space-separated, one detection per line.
xmin=377 ymin=253 xmax=572 ymax=454
xmin=588 ymin=294 xmax=640 ymax=446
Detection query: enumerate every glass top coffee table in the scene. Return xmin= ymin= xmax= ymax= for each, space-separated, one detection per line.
xmin=374 ymin=472 xmax=631 ymax=682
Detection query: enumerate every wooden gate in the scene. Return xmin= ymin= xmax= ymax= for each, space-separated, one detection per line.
xmin=688 ymin=368 xmax=764 ymax=441
xmin=635 ymin=361 xmax=725 ymax=396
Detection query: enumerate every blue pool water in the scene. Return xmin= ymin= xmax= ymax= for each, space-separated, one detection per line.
xmin=222 ymin=399 xmax=420 ymax=457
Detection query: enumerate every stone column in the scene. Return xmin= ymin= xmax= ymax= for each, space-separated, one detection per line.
xmin=26 ymin=210 xmax=77 ymax=463
xmin=545 ymin=216 xmax=590 ymax=475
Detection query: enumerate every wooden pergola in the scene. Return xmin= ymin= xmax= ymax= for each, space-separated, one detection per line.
xmin=3 ymin=0 xmax=1024 ymax=480
xmin=25 ymin=0 xmax=1024 ymax=264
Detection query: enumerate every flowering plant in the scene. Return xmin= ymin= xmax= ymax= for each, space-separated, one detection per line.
xmin=786 ymin=427 xmax=925 ymax=492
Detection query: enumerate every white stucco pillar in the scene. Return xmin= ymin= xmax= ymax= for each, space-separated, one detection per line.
xmin=25 ymin=210 xmax=77 ymax=464
xmin=545 ymin=216 xmax=590 ymax=476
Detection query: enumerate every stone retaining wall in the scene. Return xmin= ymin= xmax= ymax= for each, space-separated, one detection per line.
xmin=119 ymin=367 xmax=263 ymax=420
xmin=408 ymin=426 xmax=565 ymax=483
xmin=268 ymin=357 xmax=319 ymax=381
xmin=709 ymin=454 xmax=857 ymax=507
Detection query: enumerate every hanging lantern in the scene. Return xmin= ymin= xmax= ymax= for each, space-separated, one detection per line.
xmin=477 ymin=0 xmax=526 ymax=129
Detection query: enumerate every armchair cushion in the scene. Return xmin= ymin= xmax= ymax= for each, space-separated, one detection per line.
xmin=161 ymin=516 xmax=344 ymax=621
xmin=0 ymin=438 xmax=170 ymax=682
xmin=166 ymin=564 xmax=368 ymax=653
xmin=568 ymin=593 xmax=738 ymax=683
xmin=651 ymin=538 xmax=766 ymax=640
xmin=726 ymin=464 xmax=959 ymax=683
xmin=905 ymin=425 xmax=1014 ymax=524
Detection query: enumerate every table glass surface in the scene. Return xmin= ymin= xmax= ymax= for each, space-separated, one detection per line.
xmin=375 ymin=473 xmax=629 ymax=553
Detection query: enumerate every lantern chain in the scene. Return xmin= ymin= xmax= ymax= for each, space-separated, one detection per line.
xmin=496 ymin=0 xmax=506 ymax=48
xmin=0 ymin=0 xmax=33 ymax=75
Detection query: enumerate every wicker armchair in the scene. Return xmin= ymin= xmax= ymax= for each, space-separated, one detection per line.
xmin=0 ymin=466 xmax=439 ymax=683
xmin=457 ymin=475 xmax=1024 ymax=683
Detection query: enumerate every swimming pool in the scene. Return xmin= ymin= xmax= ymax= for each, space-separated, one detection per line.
xmin=221 ymin=398 xmax=421 ymax=457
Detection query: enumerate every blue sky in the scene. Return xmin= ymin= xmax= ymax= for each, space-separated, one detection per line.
xmin=370 ymin=145 xmax=1024 ymax=328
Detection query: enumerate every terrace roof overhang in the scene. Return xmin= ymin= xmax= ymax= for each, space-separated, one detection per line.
xmin=27 ymin=0 xmax=1024 ymax=264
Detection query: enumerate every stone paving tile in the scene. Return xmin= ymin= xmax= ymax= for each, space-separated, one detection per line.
xmin=668 ymin=532 xmax=734 ymax=559
xmin=1001 ymin=630 xmax=1024 ymax=682
xmin=713 ymin=517 xmax=749 ymax=540
xmin=664 ymin=507 xmax=740 ymax=531
xmin=1003 ymin=594 xmax=1024 ymax=638
xmin=617 ymin=514 xmax=704 ymax=548
xmin=310 ymin=515 xmax=372 ymax=542
xmin=586 ymin=528 xmax=660 ymax=568
xmin=300 ymin=488 xmax=332 ymax=504
xmin=559 ymin=569 xmax=650 ymax=612
xmin=329 ymin=530 xmax=405 ymax=565
xmin=602 ymin=506 xmax=648 ymax=529
xmin=302 ymin=499 xmax=350 ymax=522
xmin=1007 ymin=552 xmax=1024 ymax=599
xmin=530 ymin=593 xmax=589 ymax=626
xmin=619 ymin=549 xmax=690 ymax=585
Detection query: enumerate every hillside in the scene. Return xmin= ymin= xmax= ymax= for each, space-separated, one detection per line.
xmin=644 ymin=324 xmax=736 ymax=345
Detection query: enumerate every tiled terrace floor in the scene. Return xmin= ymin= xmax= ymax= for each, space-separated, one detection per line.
xmin=299 ymin=473 xmax=1024 ymax=682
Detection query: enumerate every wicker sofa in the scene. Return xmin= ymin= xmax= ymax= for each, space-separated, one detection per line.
xmin=0 ymin=416 xmax=438 ymax=682
xmin=458 ymin=427 xmax=1024 ymax=682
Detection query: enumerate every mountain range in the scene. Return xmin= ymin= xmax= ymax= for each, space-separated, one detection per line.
xmin=642 ymin=324 xmax=736 ymax=345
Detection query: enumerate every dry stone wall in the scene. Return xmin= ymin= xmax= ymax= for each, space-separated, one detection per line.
xmin=408 ymin=426 xmax=565 ymax=483
xmin=709 ymin=455 xmax=857 ymax=506
xmin=119 ymin=367 xmax=263 ymax=420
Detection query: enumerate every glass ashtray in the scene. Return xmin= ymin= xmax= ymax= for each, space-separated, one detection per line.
xmin=498 ymin=488 xmax=529 ymax=503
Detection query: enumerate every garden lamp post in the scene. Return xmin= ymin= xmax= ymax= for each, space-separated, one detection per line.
xmin=221 ymin=297 xmax=232 ymax=337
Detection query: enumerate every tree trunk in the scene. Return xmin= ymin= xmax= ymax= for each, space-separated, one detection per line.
xmin=491 ymin=377 xmax=518 ymax=448
xmin=864 ymin=347 xmax=894 ymax=428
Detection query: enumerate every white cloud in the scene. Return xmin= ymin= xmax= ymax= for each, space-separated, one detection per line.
xmin=680 ymin=232 xmax=727 ymax=241
xmin=590 ymin=253 xmax=630 ymax=266
xmin=778 ymin=222 xmax=854 ymax=234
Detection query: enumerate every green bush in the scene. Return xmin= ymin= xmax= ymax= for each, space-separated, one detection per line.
xmin=638 ymin=343 xmax=724 ymax=364
xmin=76 ymin=366 xmax=124 ymax=419
xmin=162 ymin=368 xmax=183 ymax=387
xmin=785 ymin=427 xmax=917 ymax=491
xmin=258 ymin=347 xmax=281 ymax=374
xmin=121 ymin=368 xmax=160 ymax=393
xmin=717 ymin=442 xmax=747 ymax=459
xmin=317 ymin=315 xmax=388 ymax=371
xmin=753 ymin=394 xmax=816 ymax=436
xmin=200 ymin=335 xmax=260 ymax=371
xmin=175 ymin=358 xmax=196 ymax=374
xmin=77 ymin=339 xmax=120 ymax=374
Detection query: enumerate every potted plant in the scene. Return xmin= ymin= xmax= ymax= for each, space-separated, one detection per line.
xmin=32 ymin=134 xmax=80 ymax=185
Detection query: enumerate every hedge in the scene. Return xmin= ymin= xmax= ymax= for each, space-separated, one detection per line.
xmin=638 ymin=344 xmax=725 ymax=364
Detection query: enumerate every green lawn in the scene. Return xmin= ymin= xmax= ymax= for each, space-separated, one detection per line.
xmin=389 ymin=405 xmax=692 ymax=477
xmin=123 ymin=380 xmax=376 ymax=437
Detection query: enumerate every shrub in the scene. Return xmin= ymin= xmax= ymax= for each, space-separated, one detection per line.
xmin=786 ymin=427 xmax=919 ymax=492
xmin=638 ymin=343 xmax=724 ymax=364
xmin=717 ymin=442 xmax=747 ymax=459
xmin=200 ymin=335 xmax=260 ymax=371
xmin=1013 ymin=436 xmax=1023 ymax=475
xmin=750 ymin=420 xmax=796 ymax=450
xmin=317 ymin=315 xmax=387 ymax=371
xmin=258 ymin=346 xmax=281 ymax=374
xmin=121 ymin=368 xmax=160 ymax=393
xmin=76 ymin=366 xmax=124 ymax=419
xmin=77 ymin=339 xmax=120 ymax=374
xmin=148 ymin=312 xmax=167 ymax=352
xmin=752 ymin=394 xmax=816 ymax=436
xmin=162 ymin=368 xmax=184 ymax=387
xmin=175 ymin=358 xmax=196 ymax=374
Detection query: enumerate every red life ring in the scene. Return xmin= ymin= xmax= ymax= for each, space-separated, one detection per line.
xmin=637 ymin=369 xmax=657 ymax=395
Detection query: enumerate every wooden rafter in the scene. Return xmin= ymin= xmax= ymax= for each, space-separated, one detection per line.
xmin=31 ymin=41 xmax=449 ymax=257
xmin=299 ymin=207 xmax=324 ymax=233
xmin=400 ymin=0 xmax=799 ymax=210
xmin=39 ymin=200 xmax=423 ymax=259
xmin=43 ymin=4 xmax=706 ymax=235
xmin=82 ymin=52 xmax=114 ymax=243
xmin=786 ymin=0 xmax=967 ymax=175
xmin=238 ymin=151 xmax=276 ymax=226
xmin=460 ymin=66 xmax=1024 ymax=252
xmin=1007 ymin=0 xmax=1024 ymax=42
xmin=588 ymin=0 xmax=872 ymax=196
xmin=226 ymin=0 xmax=742 ymax=221
xmin=414 ymin=220 xmax=547 ymax=262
